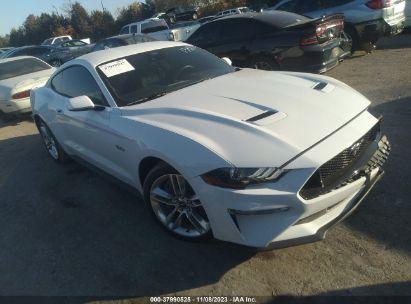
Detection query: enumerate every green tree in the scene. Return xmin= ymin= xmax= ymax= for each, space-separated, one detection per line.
xmin=69 ymin=2 xmax=92 ymax=38
xmin=90 ymin=10 xmax=115 ymax=41
xmin=115 ymin=1 xmax=156 ymax=30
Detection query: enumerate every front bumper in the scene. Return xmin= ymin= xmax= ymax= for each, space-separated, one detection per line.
xmin=265 ymin=168 xmax=384 ymax=250
xmin=190 ymin=115 xmax=390 ymax=249
xmin=0 ymin=98 xmax=31 ymax=114
xmin=355 ymin=18 xmax=405 ymax=44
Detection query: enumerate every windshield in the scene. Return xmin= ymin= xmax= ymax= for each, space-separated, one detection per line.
xmin=97 ymin=46 xmax=235 ymax=107
xmin=0 ymin=58 xmax=51 ymax=81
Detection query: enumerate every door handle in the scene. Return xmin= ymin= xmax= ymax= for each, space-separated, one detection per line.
xmin=56 ymin=109 xmax=63 ymax=115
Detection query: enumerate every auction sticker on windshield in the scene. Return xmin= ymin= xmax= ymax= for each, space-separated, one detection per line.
xmin=99 ymin=59 xmax=135 ymax=77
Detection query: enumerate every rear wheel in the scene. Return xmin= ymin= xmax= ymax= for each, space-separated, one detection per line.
xmin=37 ymin=119 xmax=70 ymax=163
xmin=344 ymin=26 xmax=359 ymax=54
xmin=250 ymin=56 xmax=279 ymax=71
xmin=143 ymin=163 xmax=212 ymax=241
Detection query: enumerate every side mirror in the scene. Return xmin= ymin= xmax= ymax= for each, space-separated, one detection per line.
xmin=222 ymin=57 xmax=232 ymax=66
xmin=67 ymin=95 xmax=97 ymax=111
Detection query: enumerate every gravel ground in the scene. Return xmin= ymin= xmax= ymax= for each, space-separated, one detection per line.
xmin=0 ymin=34 xmax=410 ymax=299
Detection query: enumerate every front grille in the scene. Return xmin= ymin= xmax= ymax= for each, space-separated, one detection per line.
xmin=300 ymin=121 xmax=389 ymax=200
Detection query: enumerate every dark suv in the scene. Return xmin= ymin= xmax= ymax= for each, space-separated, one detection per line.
xmin=165 ymin=7 xmax=200 ymax=23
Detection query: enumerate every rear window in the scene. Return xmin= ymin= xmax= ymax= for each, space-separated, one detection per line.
xmin=141 ymin=20 xmax=169 ymax=33
xmin=0 ymin=58 xmax=51 ymax=81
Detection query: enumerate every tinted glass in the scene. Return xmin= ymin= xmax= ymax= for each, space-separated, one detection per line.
xmin=219 ymin=19 xmax=260 ymax=41
xmin=130 ymin=25 xmax=138 ymax=34
xmin=0 ymin=58 xmax=51 ymax=81
xmin=120 ymin=26 xmax=129 ymax=35
xmin=186 ymin=23 xmax=220 ymax=45
xmin=29 ymin=47 xmax=51 ymax=56
xmin=52 ymin=66 xmax=108 ymax=106
xmin=97 ymin=46 xmax=235 ymax=107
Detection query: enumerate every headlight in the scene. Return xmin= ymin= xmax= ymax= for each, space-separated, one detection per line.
xmin=201 ymin=167 xmax=286 ymax=189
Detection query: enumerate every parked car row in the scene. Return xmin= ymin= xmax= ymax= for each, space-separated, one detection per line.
xmin=0 ymin=57 xmax=55 ymax=114
xmin=264 ymin=0 xmax=406 ymax=52
xmin=186 ymin=12 xmax=350 ymax=73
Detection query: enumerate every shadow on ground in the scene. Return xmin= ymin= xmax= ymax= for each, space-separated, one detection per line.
xmin=343 ymin=96 xmax=411 ymax=255
xmin=376 ymin=32 xmax=411 ymax=50
xmin=0 ymin=133 xmax=255 ymax=296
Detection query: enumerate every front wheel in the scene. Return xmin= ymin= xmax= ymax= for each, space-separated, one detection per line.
xmin=192 ymin=13 xmax=198 ymax=20
xmin=143 ymin=163 xmax=212 ymax=241
xmin=37 ymin=119 xmax=70 ymax=163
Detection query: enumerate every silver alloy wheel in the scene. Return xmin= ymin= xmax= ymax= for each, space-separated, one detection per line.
xmin=150 ymin=174 xmax=210 ymax=237
xmin=39 ymin=122 xmax=59 ymax=160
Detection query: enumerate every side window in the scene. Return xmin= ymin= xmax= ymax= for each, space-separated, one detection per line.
xmin=9 ymin=49 xmax=29 ymax=57
xmin=130 ymin=25 xmax=138 ymax=34
xmin=51 ymin=71 xmax=64 ymax=94
xmin=187 ymin=23 xmax=219 ymax=45
xmin=52 ymin=66 xmax=108 ymax=106
xmin=30 ymin=47 xmax=50 ymax=56
xmin=120 ymin=26 xmax=129 ymax=35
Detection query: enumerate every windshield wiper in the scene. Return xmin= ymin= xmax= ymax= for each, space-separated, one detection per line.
xmin=126 ymin=91 xmax=169 ymax=106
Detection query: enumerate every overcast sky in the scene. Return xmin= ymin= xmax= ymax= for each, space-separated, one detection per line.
xmin=0 ymin=0 xmax=137 ymax=36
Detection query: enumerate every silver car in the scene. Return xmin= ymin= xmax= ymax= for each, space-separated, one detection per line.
xmin=267 ymin=0 xmax=406 ymax=52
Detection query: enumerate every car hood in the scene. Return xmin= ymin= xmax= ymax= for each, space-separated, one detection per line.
xmin=121 ymin=69 xmax=370 ymax=168
xmin=0 ymin=68 xmax=54 ymax=101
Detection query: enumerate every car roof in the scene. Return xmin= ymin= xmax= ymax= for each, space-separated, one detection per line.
xmin=212 ymin=11 xmax=310 ymax=27
xmin=74 ymin=41 xmax=187 ymax=67
xmin=0 ymin=56 xmax=41 ymax=64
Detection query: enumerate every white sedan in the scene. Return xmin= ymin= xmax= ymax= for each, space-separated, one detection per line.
xmin=0 ymin=56 xmax=55 ymax=114
xmin=31 ymin=42 xmax=390 ymax=249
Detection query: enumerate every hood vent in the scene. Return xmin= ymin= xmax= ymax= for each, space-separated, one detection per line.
xmin=313 ymin=82 xmax=328 ymax=90
xmin=245 ymin=110 xmax=278 ymax=122
xmin=313 ymin=81 xmax=335 ymax=93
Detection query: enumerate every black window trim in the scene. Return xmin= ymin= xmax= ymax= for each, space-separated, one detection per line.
xmin=50 ymin=64 xmax=111 ymax=108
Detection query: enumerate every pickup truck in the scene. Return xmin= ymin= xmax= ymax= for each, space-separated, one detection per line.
xmin=119 ymin=18 xmax=200 ymax=42
xmin=41 ymin=35 xmax=91 ymax=46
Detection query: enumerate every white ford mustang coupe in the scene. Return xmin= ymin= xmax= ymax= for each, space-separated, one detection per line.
xmin=0 ymin=56 xmax=55 ymax=114
xmin=31 ymin=42 xmax=390 ymax=249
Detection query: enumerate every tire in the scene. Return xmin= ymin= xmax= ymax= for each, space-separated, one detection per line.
xmin=37 ymin=118 xmax=70 ymax=163
xmin=50 ymin=60 xmax=62 ymax=67
xmin=249 ymin=56 xmax=280 ymax=71
xmin=340 ymin=31 xmax=353 ymax=54
xmin=143 ymin=162 xmax=212 ymax=241
xmin=344 ymin=26 xmax=359 ymax=54
xmin=192 ymin=13 xmax=198 ymax=20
